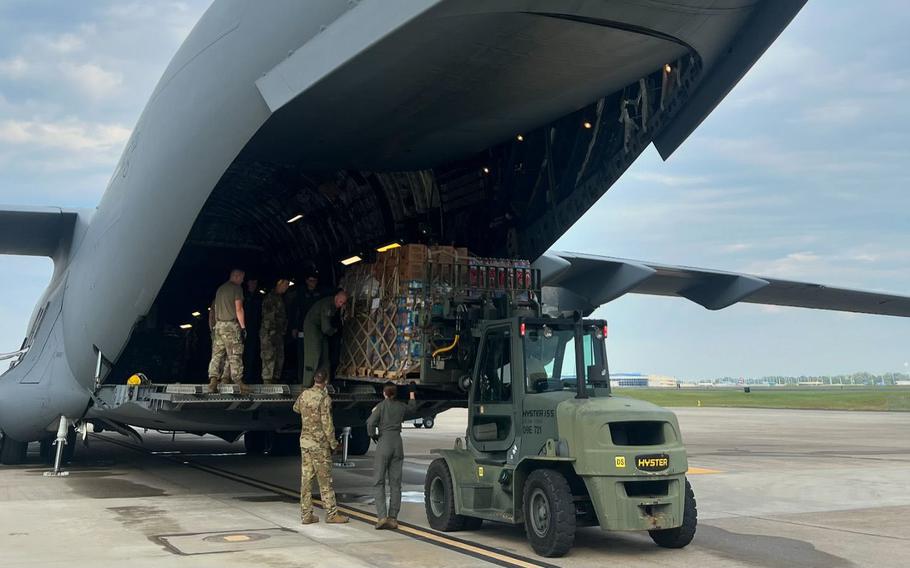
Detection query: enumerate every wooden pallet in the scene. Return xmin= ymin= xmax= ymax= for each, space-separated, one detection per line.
xmin=338 ymin=245 xmax=468 ymax=382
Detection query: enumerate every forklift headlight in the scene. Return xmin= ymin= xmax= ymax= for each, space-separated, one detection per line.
xmin=542 ymin=325 xmax=553 ymax=338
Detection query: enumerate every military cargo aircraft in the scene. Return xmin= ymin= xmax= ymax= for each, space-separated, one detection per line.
xmin=2 ymin=0 xmax=908 ymax=464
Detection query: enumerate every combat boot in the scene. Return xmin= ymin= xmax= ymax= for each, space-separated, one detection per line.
xmin=375 ymin=517 xmax=388 ymax=529
xmin=386 ymin=518 xmax=398 ymax=530
xmin=301 ymin=513 xmax=319 ymax=525
xmin=326 ymin=513 xmax=349 ymax=524
xmin=207 ymin=379 xmax=219 ymax=394
xmin=236 ymin=382 xmax=252 ymax=396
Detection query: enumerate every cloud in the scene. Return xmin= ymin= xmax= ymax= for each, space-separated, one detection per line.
xmin=0 ymin=57 xmax=29 ymax=79
xmin=799 ymin=98 xmax=870 ymax=127
xmin=0 ymin=118 xmax=130 ymax=152
xmin=627 ymin=172 xmax=710 ymax=187
xmin=45 ymin=30 xmax=89 ymax=53
xmin=721 ymin=243 xmax=752 ymax=253
xmin=59 ymin=62 xmax=123 ymax=100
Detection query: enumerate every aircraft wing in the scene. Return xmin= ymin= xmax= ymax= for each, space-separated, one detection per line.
xmin=0 ymin=205 xmax=82 ymax=258
xmin=536 ymin=251 xmax=910 ymax=317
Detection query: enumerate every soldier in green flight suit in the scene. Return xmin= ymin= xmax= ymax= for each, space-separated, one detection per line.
xmin=260 ymin=278 xmax=289 ymax=384
xmin=291 ymin=271 xmax=327 ymax=383
xmin=301 ymin=290 xmax=348 ymax=387
xmin=367 ymin=382 xmax=417 ymax=529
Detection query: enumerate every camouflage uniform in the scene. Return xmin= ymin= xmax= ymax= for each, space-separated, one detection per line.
xmin=207 ymin=281 xmax=246 ymax=388
xmin=209 ymin=321 xmax=244 ymax=385
xmin=260 ymin=291 xmax=287 ymax=384
xmin=293 ymin=385 xmax=339 ymax=519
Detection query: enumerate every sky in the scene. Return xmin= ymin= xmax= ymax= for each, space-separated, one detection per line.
xmin=1 ymin=2 xmax=908 ymax=380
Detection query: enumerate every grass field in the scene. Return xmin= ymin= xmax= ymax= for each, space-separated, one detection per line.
xmin=613 ymin=387 xmax=910 ymax=412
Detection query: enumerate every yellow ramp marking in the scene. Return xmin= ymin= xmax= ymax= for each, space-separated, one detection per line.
xmin=688 ymin=466 xmax=722 ymax=475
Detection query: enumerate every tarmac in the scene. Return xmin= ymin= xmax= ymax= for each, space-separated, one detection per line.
xmin=1 ymin=406 xmax=909 ymax=567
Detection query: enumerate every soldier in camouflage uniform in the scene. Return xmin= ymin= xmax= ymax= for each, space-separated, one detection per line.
xmin=260 ymin=279 xmax=289 ymax=384
xmin=207 ymin=269 xmax=251 ymax=395
xmin=293 ymin=370 xmax=349 ymax=524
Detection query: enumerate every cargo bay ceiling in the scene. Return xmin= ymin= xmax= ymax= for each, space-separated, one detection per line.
xmin=180 ymin=3 xmax=785 ymax=275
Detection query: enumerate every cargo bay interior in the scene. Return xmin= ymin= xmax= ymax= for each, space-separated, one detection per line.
xmin=108 ymin=56 xmax=697 ymax=386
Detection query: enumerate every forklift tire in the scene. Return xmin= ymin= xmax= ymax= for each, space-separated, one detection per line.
xmin=425 ymin=459 xmax=480 ymax=531
xmin=422 ymin=417 xmax=435 ymax=429
xmin=0 ymin=435 xmax=28 ymax=465
xmin=649 ymin=478 xmax=697 ymax=549
xmin=522 ymin=469 xmax=576 ymax=557
xmin=244 ymin=431 xmax=268 ymax=455
xmin=414 ymin=422 xmax=423 ymax=429
xmin=347 ymin=425 xmax=370 ymax=456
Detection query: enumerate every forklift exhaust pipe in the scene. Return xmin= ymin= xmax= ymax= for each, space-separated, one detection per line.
xmin=573 ymin=311 xmax=588 ymax=400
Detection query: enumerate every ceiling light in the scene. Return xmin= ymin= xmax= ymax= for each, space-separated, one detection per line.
xmin=482 ymin=167 xmax=490 ymax=174
xmin=179 ymin=324 xmax=193 ymax=330
xmin=664 ymin=63 xmax=672 ymax=73
xmin=288 ymin=280 xmax=295 ymax=286
xmin=341 ymin=255 xmax=362 ymax=266
xmin=516 ymin=134 xmax=524 ymax=142
xmin=259 ymin=289 xmax=266 ymax=295
xmin=377 ymin=242 xmax=401 ymax=253
xmin=286 ymin=214 xmax=304 ymax=224
xmin=191 ymin=311 xmax=201 ymax=317
xmin=583 ymin=121 xmax=593 ymax=129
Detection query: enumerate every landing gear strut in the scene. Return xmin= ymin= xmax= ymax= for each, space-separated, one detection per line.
xmin=44 ymin=416 xmax=74 ymax=477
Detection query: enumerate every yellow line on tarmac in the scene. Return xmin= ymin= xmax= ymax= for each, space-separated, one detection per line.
xmin=688 ymin=466 xmax=722 ymax=475
xmin=95 ymin=436 xmax=555 ymax=568
xmin=189 ymin=462 xmax=550 ymax=568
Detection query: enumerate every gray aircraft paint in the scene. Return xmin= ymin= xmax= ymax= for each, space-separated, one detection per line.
xmin=9 ymin=1 xmax=894 ymax=445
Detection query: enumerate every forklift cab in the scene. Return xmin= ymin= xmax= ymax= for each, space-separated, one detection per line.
xmin=429 ymin=316 xmax=695 ymax=558
xmin=466 ymin=317 xmax=610 ymax=459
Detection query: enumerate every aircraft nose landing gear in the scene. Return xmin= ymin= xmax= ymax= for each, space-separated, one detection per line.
xmin=43 ymin=416 xmax=74 ymax=477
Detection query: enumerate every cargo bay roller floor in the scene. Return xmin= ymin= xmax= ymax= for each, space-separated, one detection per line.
xmin=1 ymin=407 xmax=909 ymax=567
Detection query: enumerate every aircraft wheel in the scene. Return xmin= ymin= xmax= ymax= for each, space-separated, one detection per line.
xmin=522 ymin=469 xmax=576 ymax=557
xmin=347 ymin=425 xmax=370 ymax=456
xmin=425 ymin=458 xmax=479 ymax=531
xmin=268 ymin=432 xmax=299 ymax=456
xmin=422 ymin=416 xmax=435 ymax=429
xmin=649 ymin=478 xmax=697 ymax=548
xmin=62 ymin=427 xmax=76 ymax=464
xmin=39 ymin=439 xmax=54 ymax=465
xmin=243 ymin=431 xmax=268 ymax=455
xmin=0 ymin=435 xmax=28 ymax=465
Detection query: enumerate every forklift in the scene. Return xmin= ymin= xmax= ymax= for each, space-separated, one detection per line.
xmin=424 ymin=314 xmax=697 ymax=557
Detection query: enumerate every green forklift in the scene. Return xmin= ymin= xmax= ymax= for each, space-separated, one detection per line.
xmin=424 ymin=314 xmax=697 ymax=557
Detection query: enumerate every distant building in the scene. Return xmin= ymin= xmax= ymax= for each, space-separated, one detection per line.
xmin=610 ymin=373 xmax=679 ymax=388
xmin=610 ymin=373 xmax=648 ymax=388
xmin=647 ymin=374 xmax=679 ymax=388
